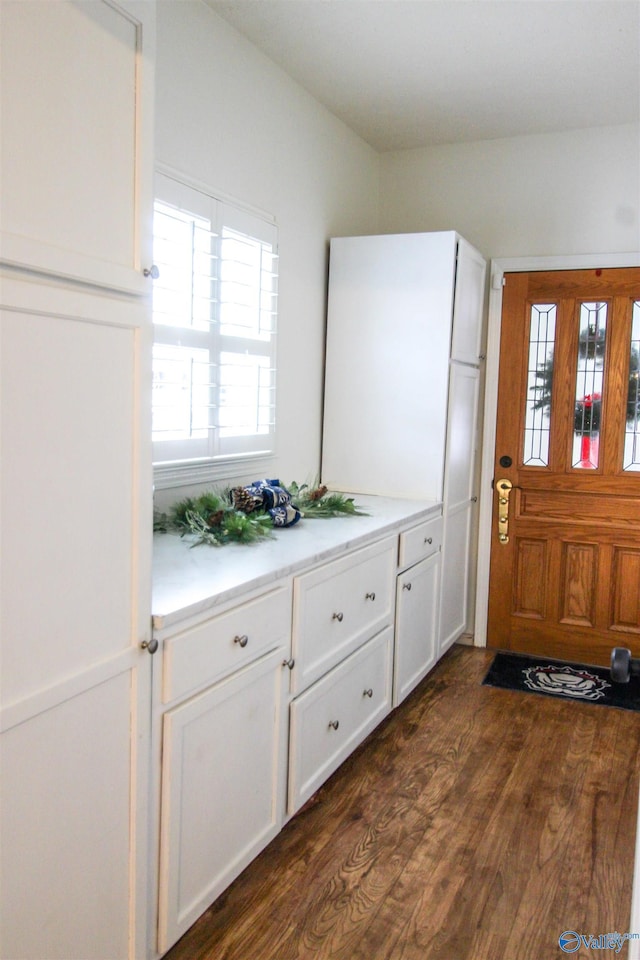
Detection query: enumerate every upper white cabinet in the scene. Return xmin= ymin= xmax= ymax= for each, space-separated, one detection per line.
xmin=321 ymin=231 xmax=486 ymax=649
xmin=321 ymin=232 xmax=457 ymax=502
xmin=0 ymin=3 xmax=155 ymax=958
xmin=0 ymin=0 xmax=154 ymax=293
xmin=450 ymin=237 xmax=487 ymax=365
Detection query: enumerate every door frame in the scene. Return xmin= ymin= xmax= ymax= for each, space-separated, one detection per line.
xmin=474 ymin=251 xmax=640 ymax=649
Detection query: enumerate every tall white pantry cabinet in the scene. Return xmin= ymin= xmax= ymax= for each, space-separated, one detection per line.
xmin=321 ymin=231 xmax=487 ymax=654
xmin=0 ymin=3 xmax=155 ymax=959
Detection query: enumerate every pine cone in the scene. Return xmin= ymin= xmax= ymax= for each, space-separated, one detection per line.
xmin=308 ymin=485 xmax=328 ymax=501
xmin=230 ymin=487 xmax=261 ymax=513
xmin=206 ymin=510 xmax=225 ymax=528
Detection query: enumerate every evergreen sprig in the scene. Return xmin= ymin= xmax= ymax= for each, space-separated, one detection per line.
xmin=165 ymin=490 xmax=275 ymax=547
xmin=289 ymin=481 xmax=368 ymax=518
xmin=155 ymin=480 xmax=367 ymax=547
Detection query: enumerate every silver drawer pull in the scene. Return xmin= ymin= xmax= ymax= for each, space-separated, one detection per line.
xmin=328 ymin=720 xmax=340 ymax=730
xmin=332 ymin=612 xmax=344 ymax=622
xmin=233 ymin=634 xmax=249 ymax=648
xmin=424 ymin=537 xmax=433 ymax=545
xmin=365 ymin=591 xmax=376 ymax=601
xmin=141 ymin=637 xmax=158 ymax=655
xmin=282 ymin=657 xmax=295 ymax=670
xmin=363 ymin=688 xmax=373 ymax=698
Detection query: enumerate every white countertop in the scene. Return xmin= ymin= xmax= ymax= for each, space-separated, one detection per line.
xmin=152 ymin=494 xmax=440 ymax=632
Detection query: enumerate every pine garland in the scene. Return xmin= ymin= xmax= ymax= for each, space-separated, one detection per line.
xmin=287 ymin=481 xmax=367 ymax=518
xmin=155 ymin=480 xmax=367 ymax=547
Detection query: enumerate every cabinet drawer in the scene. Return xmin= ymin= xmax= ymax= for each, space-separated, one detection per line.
xmin=292 ymin=537 xmax=396 ymax=694
xmin=162 ymin=583 xmax=292 ymax=704
xmin=398 ymin=515 xmax=442 ymax=569
xmin=288 ymin=626 xmax=393 ymax=813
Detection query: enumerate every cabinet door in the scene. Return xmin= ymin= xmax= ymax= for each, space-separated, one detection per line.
xmin=451 ymin=237 xmax=487 ymax=364
xmin=440 ymin=363 xmax=480 ymax=652
xmin=445 ymin=363 xmax=481 ymax=512
xmin=322 ymin=232 xmax=456 ymax=500
xmin=0 ymin=286 xmax=154 ymax=960
xmin=394 ymin=553 xmax=441 ymax=706
xmin=439 ymin=505 xmax=475 ymax=654
xmin=0 ymin=0 xmax=154 ymax=293
xmin=0 ymin=3 xmax=155 ymax=958
xmin=157 ymin=648 xmax=287 ymax=954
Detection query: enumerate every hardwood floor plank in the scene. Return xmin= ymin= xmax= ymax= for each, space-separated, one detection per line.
xmin=163 ymin=646 xmax=640 ymax=960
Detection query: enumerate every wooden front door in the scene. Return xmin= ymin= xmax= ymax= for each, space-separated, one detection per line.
xmin=487 ymin=268 xmax=640 ymax=666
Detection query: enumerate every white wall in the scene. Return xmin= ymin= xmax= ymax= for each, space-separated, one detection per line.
xmin=155 ymin=4 xmax=639 ymax=512
xmin=379 ymin=123 xmax=640 ymax=259
xmin=154 ymin=1 xmax=379 ymax=503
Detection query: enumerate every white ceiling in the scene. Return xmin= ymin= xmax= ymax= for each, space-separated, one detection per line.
xmin=205 ymin=0 xmax=640 ymax=152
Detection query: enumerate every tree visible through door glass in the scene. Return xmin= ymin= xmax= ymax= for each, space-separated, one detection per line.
xmin=523 ymin=303 xmax=556 ymax=467
xmin=573 ymin=302 xmax=607 ymax=470
xmin=624 ymin=302 xmax=640 ymax=471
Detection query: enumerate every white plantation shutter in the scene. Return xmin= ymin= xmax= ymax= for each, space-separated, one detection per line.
xmin=151 ymin=173 xmax=277 ymax=475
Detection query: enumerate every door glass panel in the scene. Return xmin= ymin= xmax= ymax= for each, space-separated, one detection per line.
xmin=523 ymin=304 xmax=556 ymax=467
xmin=624 ymin=301 xmax=640 ymax=471
xmin=572 ymin=302 xmax=607 ymax=470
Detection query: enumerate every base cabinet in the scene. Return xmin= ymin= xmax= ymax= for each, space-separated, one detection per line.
xmin=152 ymin=505 xmax=444 ymax=956
xmin=394 ymin=552 xmax=441 ymax=706
xmin=157 ymin=647 xmax=287 ymax=953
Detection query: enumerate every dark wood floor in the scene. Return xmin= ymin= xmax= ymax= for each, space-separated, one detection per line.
xmin=164 ymin=645 xmax=640 ymax=960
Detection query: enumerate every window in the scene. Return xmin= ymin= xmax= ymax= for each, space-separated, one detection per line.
xmin=151 ymin=173 xmax=277 ymax=481
xmin=523 ymin=303 xmax=556 ymax=467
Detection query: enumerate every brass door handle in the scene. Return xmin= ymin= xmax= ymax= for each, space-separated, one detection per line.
xmin=496 ymin=478 xmax=513 ymax=545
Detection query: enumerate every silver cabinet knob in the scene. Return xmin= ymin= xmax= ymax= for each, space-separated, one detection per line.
xmin=424 ymin=537 xmax=433 ymax=544
xmin=365 ymin=591 xmax=376 ymax=601
xmin=403 ymin=582 xmax=412 ymax=591
xmin=234 ymin=634 xmax=249 ymax=648
xmin=332 ymin=612 xmax=344 ymax=622
xmin=328 ymin=720 xmax=340 ymax=730
xmin=141 ymin=637 xmax=158 ymax=654
xmin=363 ymin=688 xmax=373 ymax=698
xmin=282 ymin=657 xmax=295 ymax=670
xmin=143 ymin=264 xmax=159 ymax=279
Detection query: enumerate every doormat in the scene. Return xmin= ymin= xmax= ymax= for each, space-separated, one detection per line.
xmin=483 ymin=651 xmax=640 ymax=712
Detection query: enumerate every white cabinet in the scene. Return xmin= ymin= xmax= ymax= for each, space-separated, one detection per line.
xmin=321 ymin=231 xmax=486 ymax=652
xmin=394 ymin=518 xmax=443 ymax=706
xmin=289 ymin=626 xmax=393 ymax=812
xmin=0 ymin=0 xmax=155 ymax=294
xmin=158 ymin=648 xmax=288 ymax=953
xmin=150 ymin=502 xmax=441 ymax=950
xmin=0 ymin=3 xmax=155 ymax=958
xmin=289 ymin=537 xmax=397 ymax=813
xmin=155 ymin=585 xmax=291 ymax=954
xmin=440 ymin=362 xmax=481 ymax=653
xmin=321 ymin=232 xmax=457 ymax=502
xmin=450 ymin=237 xmax=487 ymax=364
xmin=292 ymin=536 xmax=397 ymax=693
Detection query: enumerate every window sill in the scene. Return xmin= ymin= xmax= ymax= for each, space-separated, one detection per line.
xmin=153 ymin=454 xmax=277 ymax=492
